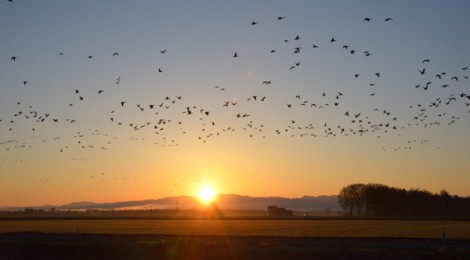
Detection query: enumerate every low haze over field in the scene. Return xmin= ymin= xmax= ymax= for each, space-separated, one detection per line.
xmin=1 ymin=1 xmax=469 ymax=207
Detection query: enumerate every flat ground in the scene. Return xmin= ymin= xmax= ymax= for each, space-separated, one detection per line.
xmin=1 ymin=219 xmax=469 ymax=259
xmin=2 ymin=219 xmax=470 ymax=238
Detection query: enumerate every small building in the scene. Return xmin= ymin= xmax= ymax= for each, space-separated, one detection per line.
xmin=267 ymin=205 xmax=293 ymax=217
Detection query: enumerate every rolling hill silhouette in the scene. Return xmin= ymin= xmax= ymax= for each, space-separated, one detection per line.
xmin=1 ymin=194 xmax=339 ymax=212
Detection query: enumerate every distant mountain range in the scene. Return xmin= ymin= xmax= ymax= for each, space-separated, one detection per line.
xmin=0 ymin=194 xmax=340 ymax=212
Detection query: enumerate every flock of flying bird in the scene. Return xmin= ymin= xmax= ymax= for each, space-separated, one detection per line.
xmin=1 ymin=10 xmax=470 ymax=177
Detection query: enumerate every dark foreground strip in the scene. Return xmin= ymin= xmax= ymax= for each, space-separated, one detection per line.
xmin=0 ymin=232 xmax=468 ymax=260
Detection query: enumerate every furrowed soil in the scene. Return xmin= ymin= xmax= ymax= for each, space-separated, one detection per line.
xmin=1 ymin=232 xmax=469 ymax=259
xmin=1 ymin=219 xmax=469 ymax=259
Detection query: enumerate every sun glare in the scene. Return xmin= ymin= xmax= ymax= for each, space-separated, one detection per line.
xmin=198 ymin=185 xmax=216 ymax=203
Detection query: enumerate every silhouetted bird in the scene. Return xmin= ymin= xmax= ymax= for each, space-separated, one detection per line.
xmin=113 ymin=52 xmax=119 ymax=56
xmin=447 ymin=97 xmax=457 ymax=104
xmin=10 ymin=56 xmax=17 ymax=61
xmin=364 ymin=17 xmax=371 ymax=22
xmin=233 ymin=52 xmax=238 ymax=58
xmin=277 ymin=16 xmax=285 ymax=20
xmin=251 ymin=21 xmax=257 ymax=25
xmin=385 ymin=18 xmax=393 ymax=21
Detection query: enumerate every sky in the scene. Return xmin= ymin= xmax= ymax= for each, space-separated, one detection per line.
xmin=1 ymin=0 xmax=470 ymax=207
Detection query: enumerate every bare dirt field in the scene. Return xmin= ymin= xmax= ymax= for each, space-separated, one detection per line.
xmin=1 ymin=219 xmax=469 ymax=259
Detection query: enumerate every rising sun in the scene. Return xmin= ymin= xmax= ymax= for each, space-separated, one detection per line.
xmin=198 ymin=185 xmax=216 ymax=203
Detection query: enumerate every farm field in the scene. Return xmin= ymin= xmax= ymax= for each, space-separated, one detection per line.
xmin=2 ymin=219 xmax=470 ymax=259
xmin=1 ymin=219 xmax=470 ymax=239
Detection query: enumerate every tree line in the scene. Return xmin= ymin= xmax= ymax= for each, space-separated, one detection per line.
xmin=338 ymin=183 xmax=470 ymax=218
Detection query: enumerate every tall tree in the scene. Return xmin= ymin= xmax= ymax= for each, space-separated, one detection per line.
xmin=339 ymin=183 xmax=470 ymax=218
xmin=338 ymin=183 xmax=366 ymax=217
